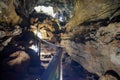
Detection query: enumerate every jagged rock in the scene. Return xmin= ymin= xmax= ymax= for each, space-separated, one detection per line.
xmin=30 ymin=17 xmax=61 ymax=43
xmin=0 ymin=25 xmax=22 ymax=51
xmin=66 ymin=0 xmax=120 ymax=32
xmin=0 ymin=51 xmax=30 ymax=80
xmin=96 ymin=23 xmax=120 ymax=44
xmin=30 ymin=23 xmax=55 ymax=40
xmin=0 ymin=30 xmax=6 ymax=38
xmin=99 ymin=70 xmax=120 ymax=80
xmin=61 ymin=21 xmax=120 ymax=79
xmin=0 ymin=30 xmax=42 ymax=80
xmin=61 ymin=1 xmax=120 ymax=79
xmin=62 ymin=53 xmax=99 ymax=80
xmin=12 ymin=25 xmax=22 ymax=36
xmin=99 ymin=75 xmax=117 ymax=80
xmin=2 ymin=51 xmax=30 ymax=72
xmin=0 ymin=37 xmax=12 ymax=51
xmin=0 ymin=0 xmax=40 ymax=26
xmin=0 ymin=0 xmax=20 ymax=25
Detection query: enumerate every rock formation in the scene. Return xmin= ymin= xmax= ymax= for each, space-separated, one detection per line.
xmin=0 ymin=0 xmax=20 ymax=25
xmin=0 ymin=0 xmax=120 ymax=80
xmin=65 ymin=0 xmax=120 ymax=32
xmin=61 ymin=0 xmax=120 ymax=80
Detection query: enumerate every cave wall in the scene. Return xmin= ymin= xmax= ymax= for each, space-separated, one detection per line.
xmin=0 ymin=0 xmax=39 ymax=26
xmin=0 ymin=0 xmax=20 ymax=25
xmin=61 ymin=23 xmax=120 ymax=75
xmin=0 ymin=0 xmax=39 ymax=52
xmin=0 ymin=0 xmax=120 ymax=79
xmin=65 ymin=0 xmax=120 ymax=32
xmin=61 ymin=0 xmax=120 ymax=79
xmin=0 ymin=0 xmax=75 ymax=26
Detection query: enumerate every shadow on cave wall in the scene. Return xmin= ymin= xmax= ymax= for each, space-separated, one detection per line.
xmin=105 ymin=70 xmax=120 ymax=80
xmin=62 ymin=53 xmax=99 ymax=80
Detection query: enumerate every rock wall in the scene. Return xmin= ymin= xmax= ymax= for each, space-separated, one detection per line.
xmin=61 ymin=0 xmax=120 ymax=80
xmin=0 ymin=0 xmax=20 ymax=25
xmin=0 ymin=0 xmax=39 ymax=52
xmin=66 ymin=0 xmax=120 ymax=32
xmin=61 ymin=23 xmax=120 ymax=75
xmin=0 ymin=0 xmax=38 ymax=26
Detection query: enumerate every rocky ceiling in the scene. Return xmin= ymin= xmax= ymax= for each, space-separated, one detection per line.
xmin=0 ymin=0 xmax=75 ymax=26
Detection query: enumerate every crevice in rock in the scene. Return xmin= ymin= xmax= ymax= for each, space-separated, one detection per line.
xmin=105 ymin=70 xmax=120 ymax=80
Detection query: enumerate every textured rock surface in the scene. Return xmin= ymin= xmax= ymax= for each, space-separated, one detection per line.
xmin=0 ymin=0 xmax=39 ymax=26
xmin=0 ymin=25 xmax=22 ymax=51
xmin=66 ymin=0 xmax=120 ymax=32
xmin=62 ymin=53 xmax=99 ymax=80
xmin=0 ymin=0 xmax=74 ymax=26
xmin=99 ymin=75 xmax=118 ymax=80
xmin=0 ymin=0 xmax=20 ymax=25
xmin=0 ymin=51 xmax=30 ymax=80
xmin=61 ymin=17 xmax=120 ymax=80
xmin=0 ymin=31 xmax=42 ymax=80
xmin=61 ymin=0 xmax=120 ymax=79
xmin=2 ymin=51 xmax=30 ymax=72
